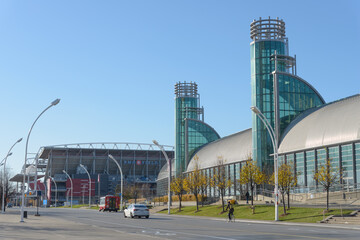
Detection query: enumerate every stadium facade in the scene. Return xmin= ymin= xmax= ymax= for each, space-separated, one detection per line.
xmin=26 ymin=143 xmax=173 ymax=206
xmin=157 ymin=17 xmax=360 ymax=198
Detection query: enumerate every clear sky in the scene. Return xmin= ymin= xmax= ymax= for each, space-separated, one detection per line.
xmin=0 ymin=0 xmax=359 ymax=175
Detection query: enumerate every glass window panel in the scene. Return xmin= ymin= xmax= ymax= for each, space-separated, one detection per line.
xmin=306 ymin=151 xmax=315 ymax=187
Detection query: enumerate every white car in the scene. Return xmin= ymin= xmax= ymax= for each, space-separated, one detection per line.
xmin=124 ymin=204 xmax=150 ymax=218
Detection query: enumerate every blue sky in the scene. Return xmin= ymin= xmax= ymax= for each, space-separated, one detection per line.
xmin=0 ymin=0 xmax=359 ymax=175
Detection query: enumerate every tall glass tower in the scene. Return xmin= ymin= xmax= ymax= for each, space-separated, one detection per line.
xmin=175 ymin=82 xmax=220 ymax=175
xmin=250 ymin=17 xmax=325 ymax=171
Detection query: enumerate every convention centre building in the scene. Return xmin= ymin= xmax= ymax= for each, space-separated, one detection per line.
xmin=157 ymin=17 xmax=360 ymax=197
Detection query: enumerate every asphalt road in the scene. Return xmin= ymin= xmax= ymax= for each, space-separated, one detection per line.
xmin=2 ymin=207 xmax=360 ymax=240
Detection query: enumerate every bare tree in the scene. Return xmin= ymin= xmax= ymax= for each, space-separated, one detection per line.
xmin=0 ymin=169 xmax=16 ymax=212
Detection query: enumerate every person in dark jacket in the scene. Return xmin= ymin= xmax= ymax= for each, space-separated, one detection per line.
xmin=226 ymin=201 xmax=234 ymax=222
xmin=245 ymin=191 xmax=250 ymax=204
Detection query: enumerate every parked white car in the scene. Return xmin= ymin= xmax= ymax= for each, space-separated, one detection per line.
xmin=124 ymin=204 xmax=150 ymax=218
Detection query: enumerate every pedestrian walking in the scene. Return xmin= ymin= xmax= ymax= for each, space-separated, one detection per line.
xmin=245 ymin=191 xmax=250 ymax=204
xmin=226 ymin=200 xmax=235 ymax=222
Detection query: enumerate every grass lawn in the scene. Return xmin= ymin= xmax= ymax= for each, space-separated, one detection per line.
xmin=159 ymin=204 xmax=353 ymax=223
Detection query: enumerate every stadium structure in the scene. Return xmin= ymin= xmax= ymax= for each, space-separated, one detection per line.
xmin=13 ymin=143 xmax=173 ymax=206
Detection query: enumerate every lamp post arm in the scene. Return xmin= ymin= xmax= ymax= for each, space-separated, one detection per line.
xmin=21 ymin=104 xmax=54 ymax=222
xmin=255 ymin=110 xmax=277 ymax=144
xmin=2 ymin=140 xmax=21 ymax=214
xmin=80 ymin=165 xmax=91 ymax=207
xmin=108 ymin=155 xmax=123 ymax=211
xmin=251 ymin=107 xmax=279 ymax=221
xmin=152 ymin=141 xmax=171 ymax=214
xmin=63 ymin=171 xmax=73 ymax=208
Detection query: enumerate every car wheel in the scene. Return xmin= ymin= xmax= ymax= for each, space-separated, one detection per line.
xmin=130 ymin=213 xmax=134 ymax=218
xmin=145 ymin=216 xmax=149 ymax=219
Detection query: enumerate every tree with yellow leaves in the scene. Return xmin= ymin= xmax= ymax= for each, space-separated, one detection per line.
xmin=184 ymin=157 xmax=202 ymax=211
xmin=199 ymin=171 xmax=208 ymax=207
xmin=239 ymin=157 xmax=265 ymax=207
xmin=270 ymin=163 xmax=297 ymax=215
xmin=210 ymin=157 xmax=232 ymax=212
xmin=313 ymin=155 xmax=340 ymax=211
xmin=170 ymin=173 xmax=186 ymax=211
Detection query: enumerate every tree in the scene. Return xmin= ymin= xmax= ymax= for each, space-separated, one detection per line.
xmin=118 ymin=184 xmax=140 ymax=204
xmin=0 ymin=169 xmax=15 ymax=212
xmin=170 ymin=174 xmax=186 ymax=211
xmin=270 ymin=163 xmax=297 ymax=215
xmin=313 ymin=155 xmax=340 ymax=211
xmin=210 ymin=157 xmax=232 ymax=212
xmin=239 ymin=157 xmax=265 ymax=207
xmin=184 ymin=157 xmax=202 ymax=211
xmin=199 ymin=171 xmax=208 ymax=207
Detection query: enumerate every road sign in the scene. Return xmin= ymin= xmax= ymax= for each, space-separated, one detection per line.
xmin=43 ymin=200 xmax=47 ymax=205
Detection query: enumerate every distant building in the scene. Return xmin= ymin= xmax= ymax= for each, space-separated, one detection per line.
xmin=31 ymin=143 xmax=173 ymax=205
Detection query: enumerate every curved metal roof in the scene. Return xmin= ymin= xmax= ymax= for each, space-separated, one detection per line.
xmin=186 ymin=128 xmax=252 ymax=172
xmin=156 ymin=159 xmax=176 ymax=181
xmin=42 ymin=142 xmax=174 ymax=151
xmin=279 ymin=94 xmax=360 ymax=154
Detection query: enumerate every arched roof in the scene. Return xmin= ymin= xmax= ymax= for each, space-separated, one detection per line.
xmin=279 ymin=94 xmax=360 ymax=154
xmin=186 ymin=128 xmax=252 ymax=172
xmin=157 ymin=159 xmax=176 ymax=181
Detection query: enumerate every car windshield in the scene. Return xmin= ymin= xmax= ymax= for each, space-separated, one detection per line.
xmin=134 ymin=205 xmax=146 ymax=208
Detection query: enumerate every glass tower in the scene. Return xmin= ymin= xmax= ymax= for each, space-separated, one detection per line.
xmin=175 ymin=82 xmax=220 ymax=175
xmin=250 ymin=17 xmax=325 ymax=171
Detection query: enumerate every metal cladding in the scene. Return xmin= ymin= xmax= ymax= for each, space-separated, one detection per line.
xmin=175 ymin=82 xmax=198 ymax=98
xmin=186 ymin=129 xmax=252 ymax=172
xmin=279 ymin=94 xmax=360 ymax=154
xmin=250 ymin=17 xmax=286 ymax=41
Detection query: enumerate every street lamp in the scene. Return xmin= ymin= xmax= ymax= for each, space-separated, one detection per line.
xmin=50 ymin=177 xmax=58 ymax=207
xmin=79 ymin=164 xmax=91 ymax=208
xmin=21 ymin=98 xmax=60 ymax=222
xmin=62 ymin=170 xmax=73 ymax=208
xmin=2 ymin=138 xmax=22 ymax=214
xmin=251 ymin=106 xmax=279 ymax=221
xmin=108 ymin=154 xmax=123 ymax=212
xmin=152 ymin=140 xmax=171 ymax=215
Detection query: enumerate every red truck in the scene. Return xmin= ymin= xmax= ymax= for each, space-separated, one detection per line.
xmin=99 ymin=195 xmax=120 ymax=212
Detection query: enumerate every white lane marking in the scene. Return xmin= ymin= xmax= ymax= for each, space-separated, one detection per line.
xmin=68 ymin=216 xmax=237 ymax=240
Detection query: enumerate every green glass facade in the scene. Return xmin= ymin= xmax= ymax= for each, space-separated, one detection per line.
xmin=186 ymin=119 xmax=220 ymax=163
xmin=251 ymin=40 xmax=286 ymax=170
xmin=250 ymin=18 xmax=325 ymax=172
xmin=175 ymin=82 xmax=220 ymax=175
xmin=277 ymin=74 xmax=324 ymax=135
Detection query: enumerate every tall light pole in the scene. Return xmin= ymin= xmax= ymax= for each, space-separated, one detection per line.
xmin=108 ymin=154 xmax=123 ymax=212
xmin=50 ymin=177 xmax=58 ymax=207
xmin=21 ymin=98 xmax=60 ymax=222
xmin=152 ymin=140 xmax=171 ymax=215
xmin=62 ymin=170 xmax=73 ymax=208
xmin=79 ymin=164 xmax=91 ymax=208
xmin=251 ymin=106 xmax=279 ymax=221
xmin=2 ymin=138 xmax=22 ymax=214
